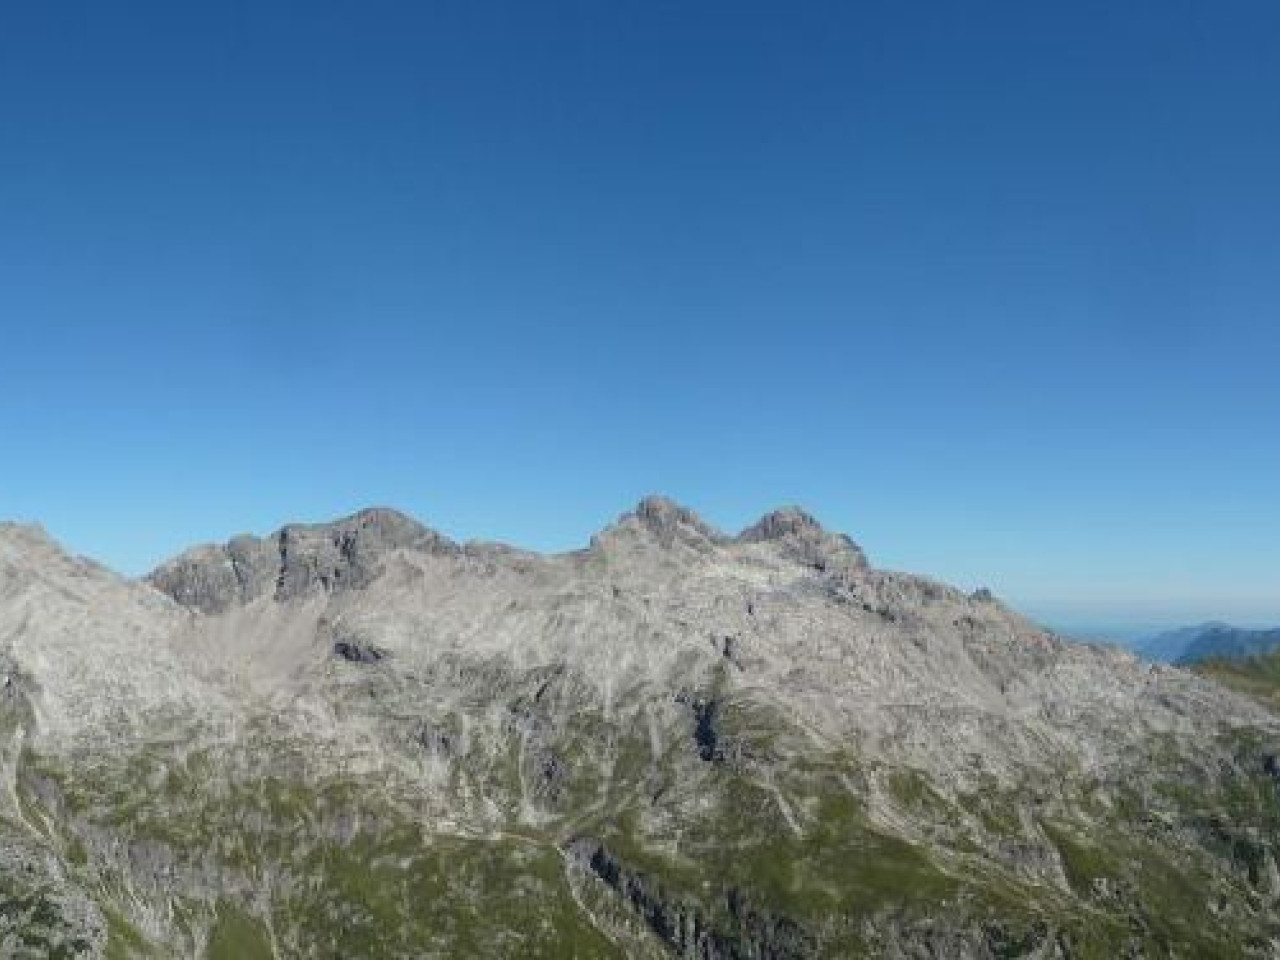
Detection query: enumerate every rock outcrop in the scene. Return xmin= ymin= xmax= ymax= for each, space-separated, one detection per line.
xmin=147 ymin=506 xmax=456 ymax=613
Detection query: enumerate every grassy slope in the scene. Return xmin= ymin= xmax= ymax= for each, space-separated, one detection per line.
xmin=6 ymin=676 xmax=1280 ymax=958
xmin=1197 ymin=648 xmax=1280 ymax=710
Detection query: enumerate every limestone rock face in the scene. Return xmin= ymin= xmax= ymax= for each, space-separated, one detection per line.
xmin=147 ymin=507 xmax=455 ymax=613
xmin=2 ymin=501 xmax=1279 ymax=958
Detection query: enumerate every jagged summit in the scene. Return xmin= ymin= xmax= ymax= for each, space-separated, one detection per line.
xmin=147 ymin=506 xmax=456 ymax=614
xmin=738 ymin=504 xmax=869 ymax=573
xmin=297 ymin=505 xmax=426 ymax=534
xmin=146 ymin=497 xmax=879 ymax=612
xmin=737 ymin=505 xmax=824 ymax=541
xmin=618 ymin=495 xmax=728 ymax=546
xmin=599 ymin=496 xmax=871 ymax=570
xmin=588 ymin=496 xmax=723 ymax=558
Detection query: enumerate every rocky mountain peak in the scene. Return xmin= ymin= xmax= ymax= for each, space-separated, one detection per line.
xmin=148 ymin=506 xmax=456 ymax=614
xmin=738 ymin=505 xmax=869 ymax=573
xmin=590 ymin=496 xmax=727 ymax=554
xmin=633 ymin=495 xmax=725 ymax=541
xmin=737 ymin=506 xmax=824 ymax=542
xmin=312 ymin=506 xmax=428 ymax=538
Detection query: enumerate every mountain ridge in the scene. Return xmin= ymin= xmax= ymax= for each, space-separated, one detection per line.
xmin=3 ymin=498 xmax=1280 ymax=957
xmin=1137 ymin=620 xmax=1280 ymax=664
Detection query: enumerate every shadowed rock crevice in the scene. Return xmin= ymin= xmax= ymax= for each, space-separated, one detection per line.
xmin=567 ymin=838 xmax=812 ymax=960
xmin=415 ymin=719 xmax=468 ymax=760
xmin=332 ymin=640 xmax=387 ymax=664
xmin=692 ymin=697 xmax=722 ymax=763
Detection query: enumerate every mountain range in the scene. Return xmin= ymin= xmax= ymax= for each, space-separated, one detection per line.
xmin=1137 ymin=623 xmax=1280 ymax=665
xmin=2 ymin=498 xmax=1280 ymax=958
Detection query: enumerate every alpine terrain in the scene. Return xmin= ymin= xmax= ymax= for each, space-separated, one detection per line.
xmin=2 ymin=497 xmax=1280 ymax=958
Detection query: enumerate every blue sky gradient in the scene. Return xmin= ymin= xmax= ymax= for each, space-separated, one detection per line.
xmin=2 ymin=1 xmax=1278 ymax=629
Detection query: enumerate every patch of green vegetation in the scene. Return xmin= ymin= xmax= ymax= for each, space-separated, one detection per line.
xmin=741 ymin=778 xmax=958 ymax=916
xmin=14 ymin=740 xmax=630 ymax=959
xmin=595 ymin=734 xmax=1280 ymax=960
xmin=1197 ymin=649 xmax=1280 ymax=709
xmin=954 ymin=774 xmax=1026 ymax=841
xmin=1131 ymin=847 xmax=1253 ymax=956
xmin=275 ymin=830 xmax=624 ymax=959
xmin=884 ymin=768 xmax=943 ymax=809
xmin=592 ymin=764 xmax=962 ymax=957
xmin=1040 ymin=820 xmax=1114 ymax=895
xmin=205 ymin=904 xmax=272 ymax=960
xmin=102 ymin=907 xmax=161 ymax=960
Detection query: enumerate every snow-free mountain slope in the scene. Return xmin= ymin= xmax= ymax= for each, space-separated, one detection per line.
xmin=2 ymin=500 xmax=1280 ymax=958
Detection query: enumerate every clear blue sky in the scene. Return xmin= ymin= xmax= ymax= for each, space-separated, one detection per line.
xmin=2 ymin=1 xmax=1278 ymax=629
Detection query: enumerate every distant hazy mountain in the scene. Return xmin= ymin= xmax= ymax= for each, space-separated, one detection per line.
xmin=1177 ymin=625 xmax=1280 ymax=664
xmin=1136 ymin=622 xmax=1231 ymax=661
xmin=1137 ymin=622 xmax=1280 ymax=664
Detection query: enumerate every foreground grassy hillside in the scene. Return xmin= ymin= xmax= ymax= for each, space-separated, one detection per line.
xmin=5 ymin=680 xmax=1280 ymax=959
xmin=1197 ymin=649 xmax=1280 ymax=711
